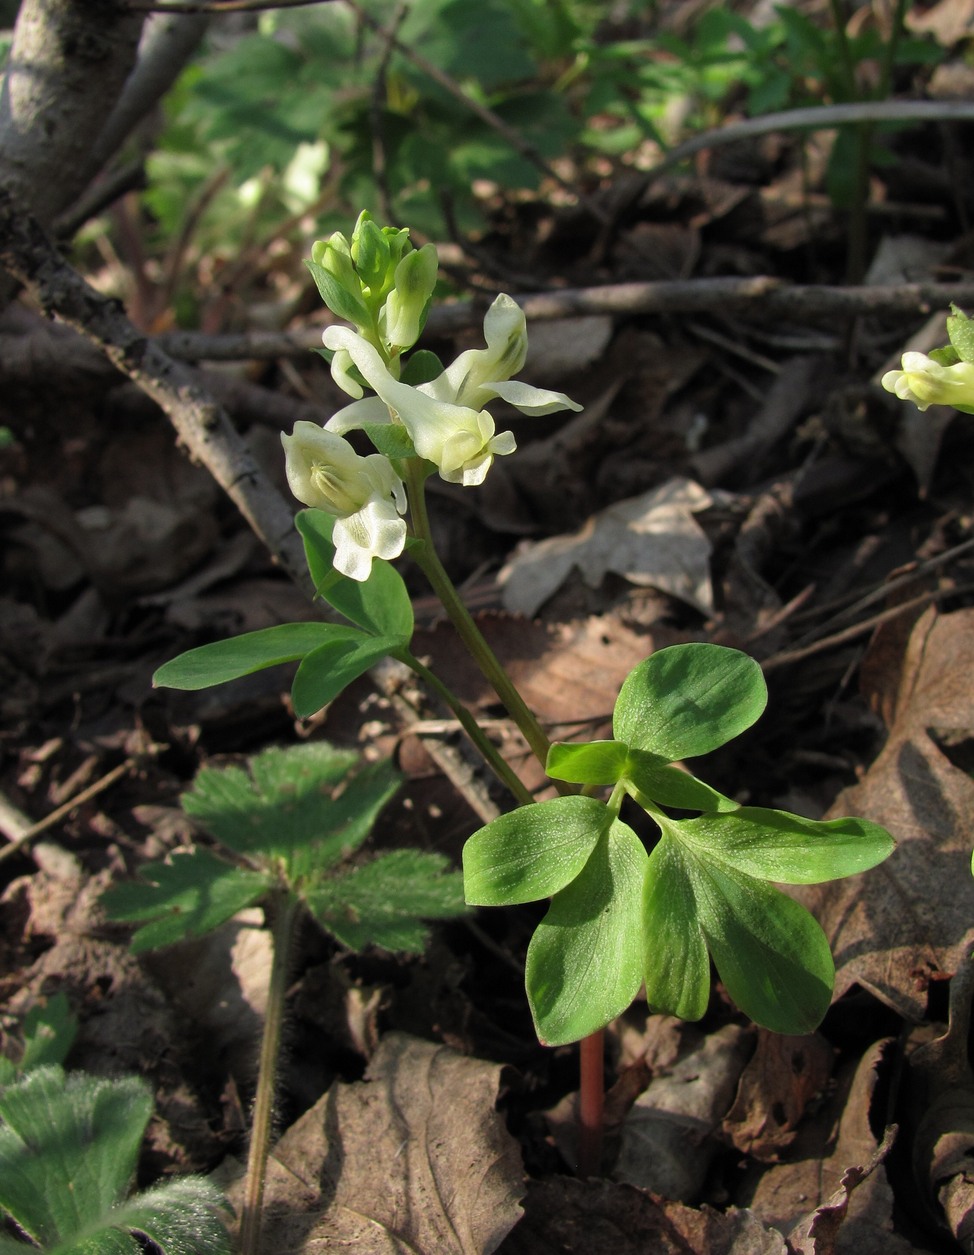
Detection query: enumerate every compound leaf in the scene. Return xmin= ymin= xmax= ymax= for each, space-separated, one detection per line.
xmin=613 ymin=643 xmax=767 ymax=760
xmin=463 ymin=795 xmax=611 ymax=906
xmin=525 ymin=821 xmax=648 ymax=1046
xmin=153 ymin=622 xmax=358 ymax=691
xmin=296 ymin=509 xmax=414 ymax=640
xmin=305 ymin=849 xmax=466 ymax=952
xmin=101 ymin=848 xmax=270 ymax=953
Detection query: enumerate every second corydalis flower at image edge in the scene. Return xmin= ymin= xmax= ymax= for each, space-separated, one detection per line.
xmin=324 ymin=293 xmax=584 ymax=486
xmin=882 ymin=351 xmax=974 ymax=414
xmin=281 ymin=424 xmax=407 ymax=580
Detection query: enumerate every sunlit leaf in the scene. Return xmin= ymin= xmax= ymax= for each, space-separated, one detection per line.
xmin=153 ymin=622 xmax=359 ymax=691
xmin=291 ymin=633 xmax=403 ymax=716
xmin=545 ymin=739 xmax=631 ymax=786
xmin=642 ymin=836 xmax=711 ymax=1022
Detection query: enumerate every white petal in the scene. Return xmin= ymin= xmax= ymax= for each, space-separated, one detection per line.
xmin=326 ymin=396 xmax=390 ymax=435
xmin=490 ymin=379 xmax=583 ymax=416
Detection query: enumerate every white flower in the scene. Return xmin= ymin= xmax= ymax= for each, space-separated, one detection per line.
xmin=423 ymin=294 xmax=583 ymax=417
xmin=281 ymin=423 xmax=407 ymax=580
xmin=882 ymin=352 xmax=974 ymax=412
xmin=323 ymin=327 xmax=517 ymax=486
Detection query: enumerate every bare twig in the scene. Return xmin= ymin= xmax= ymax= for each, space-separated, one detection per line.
xmin=149 ymin=277 xmax=974 ymax=362
xmin=0 ymin=760 xmax=134 ymax=867
xmin=0 ymin=189 xmax=312 ymax=597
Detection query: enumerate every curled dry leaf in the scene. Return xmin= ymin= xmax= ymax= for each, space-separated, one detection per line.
xmin=248 ymin=1032 xmax=524 ymax=1255
xmin=788 ymin=607 xmax=974 ymax=1020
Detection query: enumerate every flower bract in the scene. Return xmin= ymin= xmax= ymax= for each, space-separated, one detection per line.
xmin=281 ymin=423 xmax=407 ymax=580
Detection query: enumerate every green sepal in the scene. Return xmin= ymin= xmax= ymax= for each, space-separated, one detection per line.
xmin=614 ymin=643 xmax=767 ymax=760
xmin=360 ymin=421 xmax=418 ymax=460
xmin=948 ymin=304 xmax=974 ymax=364
xmin=929 ymin=345 xmax=960 ymax=367
xmin=525 ymin=821 xmax=648 ymax=1046
xmin=296 ymin=509 xmax=414 ymax=640
xmin=462 ymin=795 xmax=611 ymax=906
xmin=545 ymin=739 xmax=632 ymax=785
xmin=153 ymin=621 xmax=352 ymax=690
xmin=101 ymin=848 xmax=271 ymax=953
xmin=304 ymin=256 xmax=370 ymax=328
xmin=305 ymin=849 xmax=466 ymax=953
xmin=400 ymin=349 xmax=444 ymax=387
xmin=673 ymin=808 xmax=895 ymax=883
xmin=292 ymin=633 xmax=404 ymax=717
xmin=625 ymin=754 xmax=739 ymax=813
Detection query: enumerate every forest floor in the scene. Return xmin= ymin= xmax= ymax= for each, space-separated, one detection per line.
xmin=5 ymin=26 xmax=974 ymax=1255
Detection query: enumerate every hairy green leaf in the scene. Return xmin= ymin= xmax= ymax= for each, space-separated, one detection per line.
xmin=525 ymin=822 xmax=648 ymax=1046
xmin=463 ymin=795 xmax=611 ymax=906
xmin=101 ymin=849 xmax=270 ymax=953
xmin=291 ymin=634 xmax=404 ymax=716
xmin=153 ymin=622 xmax=358 ymax=690
xmin=674 ymin=808 xmax=895 ymax=883
xmin=296 ymin=509 xmax=414 ymax=639
xmin=545 ymin=739 xmax=631 ymax=785
xmin=0 ymin=1067 xmax=230 ymax=1254
xmin=613 ymin=643 xmax=767 ymax=760
xmin=306 ymin=849 xmax=466 ymax=952
xmin=182 ymin=743 xmax=400 ymax=876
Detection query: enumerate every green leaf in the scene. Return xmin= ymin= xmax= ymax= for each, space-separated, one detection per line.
xmin=306 ymin=849 xmax=466 ymax=952
xmin=153 ymin=622 xmax=358 ymax=690
xmin=948 ymin=304 xmax=974 ymax=364
xmin=0 ymin=1067 xmax=230 ymax=1254
xmin=0 ymin=994 xmax=78 ymax=1086
xmin=545 ymin=739 xmax=632 ymax=785
xmin=625 ymin=754 xmax=739 ymax=813
xmin=181 ymin=743 xmax=400 ymax=877
xmin=101 ymin=849 xmax=271 ymax=953
xmin=400 ymin=349 xmax=444 ymax=386
xmin=642 ymin=835 xmax=711 ymax=1022
xmin=525 ymin=821 xmax=648 ymax=1046
xmin=359 ymin=421 xmax=418 ymax=460
xmin=613 ymin=643 xmax=767 ymax=760
xmin=674 ymin=808 xmax=895 ymax=883
xmin=692 ymin=861 xmax=834 ymax=1034
xmin=462 ymin=796 xmax=611 ymax=906
xmin=304 ymin=256 xmax=369 ymax=327
xmin=291 ymin=633 xmax=403 ymax=716
xmin=296 ymin=509 xmax=414 ymax=640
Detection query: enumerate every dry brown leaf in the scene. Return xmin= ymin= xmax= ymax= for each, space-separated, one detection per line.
xmin=788 ymin=607 xmax=974 ymax=1020
xmin=498 ymin=478 xmax=715 ymax=618
xmin=723 ymin=1030 xmax=835 ymax=1162
xmin=252 ymin=1032 xmax=524 ymax=1255
xmin=496 ymin=1177 xmax=787 ymax=1255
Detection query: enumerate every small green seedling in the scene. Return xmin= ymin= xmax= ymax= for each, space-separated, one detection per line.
xmin=0 ymin=1065 xmax=230 ymax=1255
xmin=102 ymin=740 xmax=466 ymax=1255
xmin=0 ymin=992 xmax=77 ymax=1085
xmin=463 ymin=644 xmax=894 ymax=1046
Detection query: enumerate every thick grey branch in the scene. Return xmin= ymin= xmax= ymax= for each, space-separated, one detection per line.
xmin=0 ymin=188 xmax=311 ymax=597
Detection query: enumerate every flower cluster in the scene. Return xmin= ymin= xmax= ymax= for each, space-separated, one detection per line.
xmin=282 ymin=214 xmax=581 ymax=579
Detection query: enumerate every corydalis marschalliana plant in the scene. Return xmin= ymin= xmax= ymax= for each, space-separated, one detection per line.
xmin=283 ymin=212 xmax=581 ymax=576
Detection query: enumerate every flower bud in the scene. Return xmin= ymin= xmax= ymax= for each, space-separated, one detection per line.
xmin=382 ymin=244 xmax=439 ymax=350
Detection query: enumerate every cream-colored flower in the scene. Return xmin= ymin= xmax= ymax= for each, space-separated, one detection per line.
xmin=882 ymin=352 xmax=974 ymax=412
xmin=323 ymin=327 xmax=516 ymax=486
xmin=281 ymin=423 xmax=407 ymax=580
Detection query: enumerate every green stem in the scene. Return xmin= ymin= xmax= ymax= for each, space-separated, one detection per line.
xmin=239 ymin=891 xmax=300 ymax=1255
xmin=404 ymin=461 xmax=556 ymax=773
xmin=402 ymin=651 xmax=535 ymax=807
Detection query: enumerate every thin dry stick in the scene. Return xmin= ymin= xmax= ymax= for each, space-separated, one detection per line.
xmin=0 ymin=760 xmax=134 ymax=867
xmin=154 ymin=278 xmax=974 ymax=362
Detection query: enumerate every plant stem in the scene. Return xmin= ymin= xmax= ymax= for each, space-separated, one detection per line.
xmin=578 ymin=1029 xmax=605 ymax=1177
xmin=239 ymin=891 xmax=300 ymax=1255
xmin=403 ymin=651 xmax=535 ymax=807
xmin=404 ymin=462 xmax=555 ymax=771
